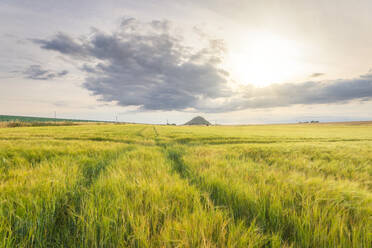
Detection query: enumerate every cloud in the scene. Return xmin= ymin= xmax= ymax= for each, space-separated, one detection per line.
xmin=208 ymin=72 xmax=372 ymax=112
xmin=32 ymin=33 xmax=89 ymax=59
xmin=33 ymin=18 xmax=231 ymax=111
xmin=23 ymin=65 xmax=68 ymax=80
xmin=310 ymin=73 xmax=324 ymax=78
xmin=33 ymin=17 xmax=372 ymax=112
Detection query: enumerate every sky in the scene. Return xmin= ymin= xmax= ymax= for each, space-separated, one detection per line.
xmin=1 ymin=0 xmax=372 ymax=124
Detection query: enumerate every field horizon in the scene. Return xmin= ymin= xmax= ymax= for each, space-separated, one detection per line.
xmin=1 ymin=114 xmax=372 ymax=126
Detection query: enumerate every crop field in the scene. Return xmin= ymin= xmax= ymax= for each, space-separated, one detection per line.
xmin=0 ymin=123 xmax=371 ymax=247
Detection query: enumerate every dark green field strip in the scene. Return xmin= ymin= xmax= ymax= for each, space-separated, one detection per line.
xmin=0 ymin=144 xmax=132 ymax=247
xmin=164 ymin=145 xmax=372 ymax=248
xmin=0 ymin=114 xmax=92 ymax=123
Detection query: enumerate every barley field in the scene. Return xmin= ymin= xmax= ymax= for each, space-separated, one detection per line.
xmin=0 ymin=123 xmax=371 ymax=247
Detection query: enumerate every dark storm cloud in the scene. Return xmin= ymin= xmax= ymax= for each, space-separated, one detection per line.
xmin=34 ymin=18 xmax=231 ymax=111
xmin=23 ymin=65 xmax=68 ymax=80
xmin=34 ymin=17 xmax=372 ymax=112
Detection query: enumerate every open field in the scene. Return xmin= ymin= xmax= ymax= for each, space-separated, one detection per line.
xmin=0 ymin=115 xmax=97 ymax=123
xmin=0 ymin=123 xmax=371 ymax=247
xmin=0 ymin=121 xmax=79 ymax=128
xmin=0 ymin=115 xmax=106 ymax=128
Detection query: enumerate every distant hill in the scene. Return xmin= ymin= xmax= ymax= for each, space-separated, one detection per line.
xmin=184 ymin=116 xmax=211 ymax=126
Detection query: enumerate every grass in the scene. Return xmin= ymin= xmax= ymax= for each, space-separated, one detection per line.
xmin=0 ymin=123 xmax=371 ymax=247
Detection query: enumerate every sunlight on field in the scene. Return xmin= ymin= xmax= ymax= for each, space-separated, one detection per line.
xmin=0 ymin=123 xmax=371 ymax=247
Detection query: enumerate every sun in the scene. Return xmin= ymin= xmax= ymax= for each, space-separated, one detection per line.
xmin=226 ymin=33 xmax=304 ymax=87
